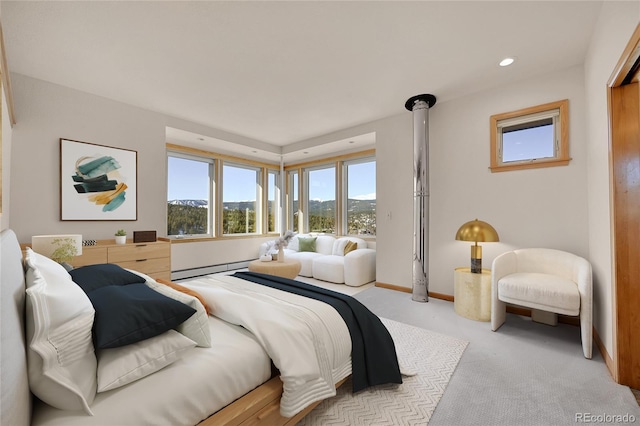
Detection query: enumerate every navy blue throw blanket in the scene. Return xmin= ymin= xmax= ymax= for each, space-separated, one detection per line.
xmin=232 ymin=271 xmax=402 ymax=392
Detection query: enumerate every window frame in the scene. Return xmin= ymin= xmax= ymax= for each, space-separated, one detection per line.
xmin=166 ymin=152 xmax=214 ymax=238
xmin=166 ymin=144 xmax=279 ymax=241
xmin=342 ymin=156 xmax=376 ymax=236
xmin=490 ymin=99 xmax=570 ymax=172
xmin=287 ymin=169 xmax=301 ymax=234
xmin=266 ymin=168 xmax=281 ymax=235
xmin=284 ymin=149 xmax=376 ymax=237
xmin=220 ymin=161 xmax=262 ymax=236
xmin=304 ymin=163 xmax=337 ymax=234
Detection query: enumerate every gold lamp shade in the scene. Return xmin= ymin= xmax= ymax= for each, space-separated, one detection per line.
xmin=455 ymin=219 xmax=499 ymax=273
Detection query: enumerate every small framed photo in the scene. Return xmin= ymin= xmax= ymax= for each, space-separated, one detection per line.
xmin=60 ymin=139 xmax=137 ymax=221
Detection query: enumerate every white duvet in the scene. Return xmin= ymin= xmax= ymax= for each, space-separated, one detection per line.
xmin=183 ymin=274 xmax=353 ymax=418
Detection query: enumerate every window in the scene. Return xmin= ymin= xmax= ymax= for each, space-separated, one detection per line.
xmin=167 ymin=154 xmax=212 ymax=236
xmin=490 ymin=99 xmax=569 ymax=172
xmin=267 ymin=170 xmax=279 ymax=233
xmin=306 ymin=166 xmax=336 ymax=233
xmin=222 ymin=163 xmax=260 ymax=235
xmin=167 ymin=145 xmax=278 ymax=239
xmin=285 ymin=150 xmax=376 ymax=236
xmin=344 ymin=158 xmax=376 ymax=235
xmin=288 ymin=171 xmax=300 ymax=233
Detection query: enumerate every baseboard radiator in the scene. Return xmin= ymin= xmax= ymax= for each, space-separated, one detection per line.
xmin=171 ymin=260 xmax=253 ymax=281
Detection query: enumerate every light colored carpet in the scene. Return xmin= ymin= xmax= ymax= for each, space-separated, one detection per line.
xmin=354 ymin=286 xmax=640 ymax=426
xmin=299 ymin=318 xmax=468 ymax=426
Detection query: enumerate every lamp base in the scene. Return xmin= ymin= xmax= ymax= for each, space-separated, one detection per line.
xmin=470 ymin=258 xmax=482 ymax=274
xmin=470 ymin=244 xmax=482 ymax=273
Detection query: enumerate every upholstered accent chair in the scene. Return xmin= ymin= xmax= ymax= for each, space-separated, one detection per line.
xmin=491 ymin=248 xmax=592 ymax=359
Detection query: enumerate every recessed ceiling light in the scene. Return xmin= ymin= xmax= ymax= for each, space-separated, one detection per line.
xmin=303 ymin=151 xmax=309 ymax=154
xmin=252 ymin=150 xmax=257 ymax=153
xmin=499 ymin=57 xmax=515 ymax=67
xmin=349 ymin=140 xmax=355 ymax=144
xmin=197 ymin=137 xmax=204 ymax=141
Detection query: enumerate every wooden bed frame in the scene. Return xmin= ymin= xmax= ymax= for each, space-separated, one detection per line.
xmin=201 ymin=376 xmax=348 ymax=426
xmin=3 ymin=230 xmax=348 ymax=426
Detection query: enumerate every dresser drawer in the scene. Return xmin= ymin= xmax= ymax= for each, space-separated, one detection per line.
xmin=73 ymin=247 xmax=108 ymax=267
xmin=116 ymin=257 xmax=170 ymax=275
xmin=108 ymin=243 xmax=170 ymax=263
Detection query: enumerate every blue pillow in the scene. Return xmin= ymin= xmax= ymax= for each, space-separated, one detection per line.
xmin=88 ymin=283 xmax=196 ymax=349
xmin=70 ymin=263 xmax=146 ymax=293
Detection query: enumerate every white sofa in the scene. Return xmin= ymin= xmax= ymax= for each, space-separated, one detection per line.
xmin=259 ymin=234 xmax=376 ymax=287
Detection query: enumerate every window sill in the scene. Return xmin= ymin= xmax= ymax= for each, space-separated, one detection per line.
xmin=489 ymin=158 xmax=571 ymax=173
xmin=169 ymin=234 xmax=274 ymax=244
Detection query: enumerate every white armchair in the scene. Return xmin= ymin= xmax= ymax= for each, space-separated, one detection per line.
xmin=491 ymin=248 xmax=592 ymax=358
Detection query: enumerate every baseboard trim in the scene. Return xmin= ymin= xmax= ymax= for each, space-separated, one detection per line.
xmin=375 ymin=281 xmax=411 ymax=293
xmin=593 ymin=326 xmax=616 ymax=381
xmin=172 ymin=260 xmax=253 ymax=281
xmin=429 ymin=292 xmax=454 ymax=302
xmin=374 ymin=282 xmax=454 ymax=301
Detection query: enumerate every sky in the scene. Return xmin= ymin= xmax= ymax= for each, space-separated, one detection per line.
xmin=502 ymin=124 xmax=554 ymax=162
xmin=168 ymin=157 xmax=376 ymax=202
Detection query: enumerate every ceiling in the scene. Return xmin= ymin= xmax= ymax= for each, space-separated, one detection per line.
xmin=2 ymin=1 xmax=603 ymax=162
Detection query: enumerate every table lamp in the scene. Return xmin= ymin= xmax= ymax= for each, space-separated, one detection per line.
xmin=31 ymin=234 xmax=83 ymax=267
xmin=455 ymin=219 xmax=499 ymax=273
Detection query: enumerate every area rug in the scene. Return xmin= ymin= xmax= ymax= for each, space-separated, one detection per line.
xmin=299 ymin=318 xmax=468 ymax=426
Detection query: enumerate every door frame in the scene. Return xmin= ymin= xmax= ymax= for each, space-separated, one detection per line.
xmin=608 ymin=23 xmax=640 ymax=387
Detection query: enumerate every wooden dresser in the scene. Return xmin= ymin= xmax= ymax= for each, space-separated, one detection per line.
xmin=72 ymin=239 xmax=171 ymax=281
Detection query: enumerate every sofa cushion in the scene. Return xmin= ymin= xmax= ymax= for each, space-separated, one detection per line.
xmin=298 ymin=236 xmax=317 ymax=252
xmin=287 ymin=235 xmax=304 ymax=252
xmin=315 ymin=235 xmax=337 ymax=255
xmin=312 ymin=255 xmax=345 ymax=284
xmin=286 ymin=251 xmax=325 ymax=277
xmin=332 ymin=237 xmax=367 ymax=256
xmin=498 ymin=272 xmax=580 ymax=315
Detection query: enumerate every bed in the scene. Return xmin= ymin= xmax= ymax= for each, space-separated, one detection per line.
xmin=0 ymin=229 xmax=402 ymax=426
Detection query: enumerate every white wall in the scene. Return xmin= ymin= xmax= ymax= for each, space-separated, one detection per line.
xmin=8 ymin=74 xmax=273 ymax=269
xmin=584 ymin=2 xmax=640 ymax=359
xmin=1 ymin=85 xmax=12 ymax=231
xmin=429 ymin=65 xmax=589 ymax=295
xmin=9 ymin=74 xmax=167 ymax=242
xmin=262 ymin=66 xmax=590 ymax=295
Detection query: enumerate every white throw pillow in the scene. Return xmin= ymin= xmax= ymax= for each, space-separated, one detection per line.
xmin=288 ymin=234 xmax=307 ymax=252
xmin=332 ymin=237 xmax=367 ymax=256
xmin=142 ymin=275 xmax=211 ymax=348
xmin=96 ymin=330 xmax=196 ymax=392
xmin=24 ymin=249 xmax=97 ymax=415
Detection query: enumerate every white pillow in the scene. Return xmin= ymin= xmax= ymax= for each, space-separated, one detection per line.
xmin=288 ymin=234 xmax=306 ymax=252
xmin=24 ymin=249 xmax=97 ymax=415
xmin=332 ymin=237 xmax=367 ymax=256
xmin=97 ymin=330 xmax=196 ymax=392
xmin=141 ymin=275 xmax=211 ymax=348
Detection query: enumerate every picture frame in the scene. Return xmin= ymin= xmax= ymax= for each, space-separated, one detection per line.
xmin=60 ymin=138 xmax=137 ymax=220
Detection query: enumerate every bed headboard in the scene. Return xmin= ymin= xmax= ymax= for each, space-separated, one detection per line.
xmin=1 ymin=229 xmax=31 ymax=426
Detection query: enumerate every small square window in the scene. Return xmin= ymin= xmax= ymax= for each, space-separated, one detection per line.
xmin=490 ymin=99 xmax=570 ymax=172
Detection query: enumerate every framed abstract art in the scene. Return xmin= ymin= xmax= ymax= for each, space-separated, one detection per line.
xmin=60 ymin=139 xmax=137 ymax=220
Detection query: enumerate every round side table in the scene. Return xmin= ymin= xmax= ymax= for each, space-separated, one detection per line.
xmin=454 ymin=267 xmax=491 ymax=321
xmin=247 ymin=259 xmax=302 ymax=279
